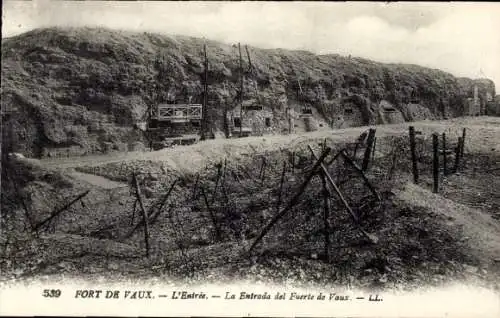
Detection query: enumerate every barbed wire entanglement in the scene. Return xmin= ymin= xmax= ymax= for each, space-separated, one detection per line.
xmin=2 ymin=124 xmax=493 ymax=283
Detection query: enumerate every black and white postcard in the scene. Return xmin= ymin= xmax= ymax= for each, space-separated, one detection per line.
xmin=1 ymin=1 xmax=499 ymax=317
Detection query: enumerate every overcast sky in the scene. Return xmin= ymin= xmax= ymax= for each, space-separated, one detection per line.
xmin=3 ymin=1 xmax=500 ymax=91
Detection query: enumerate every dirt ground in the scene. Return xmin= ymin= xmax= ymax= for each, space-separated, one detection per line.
xmin=1 ymin=116 xmax=499 ymax=291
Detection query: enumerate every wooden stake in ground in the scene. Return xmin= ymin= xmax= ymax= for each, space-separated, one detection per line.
xmin=442 ymin=132 xmax=447 ymax=176
xmin=133 ymin=173 xmax=150 ymax=257
xmin=362 ymin=128 xmax=376 ymax=171
xmin=432 ymin=133 xmax=439 ymax=193
xmin=259 ymin=156 xmax=267 ymax=183
xmin=249 ymin=147 xmax=331 ymax=253
xmin=409 ymin=126 xmax=419 ymax=184
xmin=192 ymin=173 xmax=200 ymax=200
xmin=321 ymin=174 xmax=331 ymax=263
xmin=461 ymin=128 xmax=466 ymax=159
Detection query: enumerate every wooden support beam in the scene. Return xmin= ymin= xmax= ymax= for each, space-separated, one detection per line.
xmin=192 ymin=173 xmax=200 ymax=200
xmin=249 ymin=147 xmax=331 ymax=253
xmin=409 ymin=126 xmax=419 ymax=184
xmin=432 ymin=133 xmax=439 ymax=193
xmin=362 ymin=128 xmax=376 ymax=171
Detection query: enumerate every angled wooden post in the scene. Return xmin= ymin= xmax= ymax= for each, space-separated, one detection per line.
xmin=352 ymin=142 xmax=359 ymax=160
xmin=35 ymin=190 xmax=90 ymax=232
xmin=309 ymin=146 xmax=377 ymax=243
xmin=370 ymin=137 xmax=377 ymax=167
xmin=309 ymin=146 xmax=359 ymax=223
xmin=249 ymin=147 xmax=331 ymax=253
xmin=340 ymin=150 xmax=381 ymax=201
xmin=133 ymin=173 xmax=150 ymax=257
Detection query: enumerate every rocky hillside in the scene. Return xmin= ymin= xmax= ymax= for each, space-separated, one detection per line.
xmin=1 ymin=27 xmax=496 ymax=157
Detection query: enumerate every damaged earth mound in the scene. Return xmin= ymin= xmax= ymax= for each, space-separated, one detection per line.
xmin=1 ymin=27 xmax=497 ymax=157
xmin=2 ymin=119 xmax=500 ymax=292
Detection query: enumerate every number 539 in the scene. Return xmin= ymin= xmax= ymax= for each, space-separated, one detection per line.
xmin=43 ymin=289 xmax=61 ymax=298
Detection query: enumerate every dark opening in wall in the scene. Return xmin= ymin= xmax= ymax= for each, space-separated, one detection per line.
xmin=234 ymin=118 xmax=241 ymax=128
xmin=302 ymin=107 xmax=313 ymax=115
xmin=382 ymin=106 xmax=397 ymax=113
xmin=265 ymin=117 xmax=271 ymax=127
xmin=244 ymin=105 xmax=263 ymax=111
xmin=344 ymin=108 xmax=353 ymax=115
